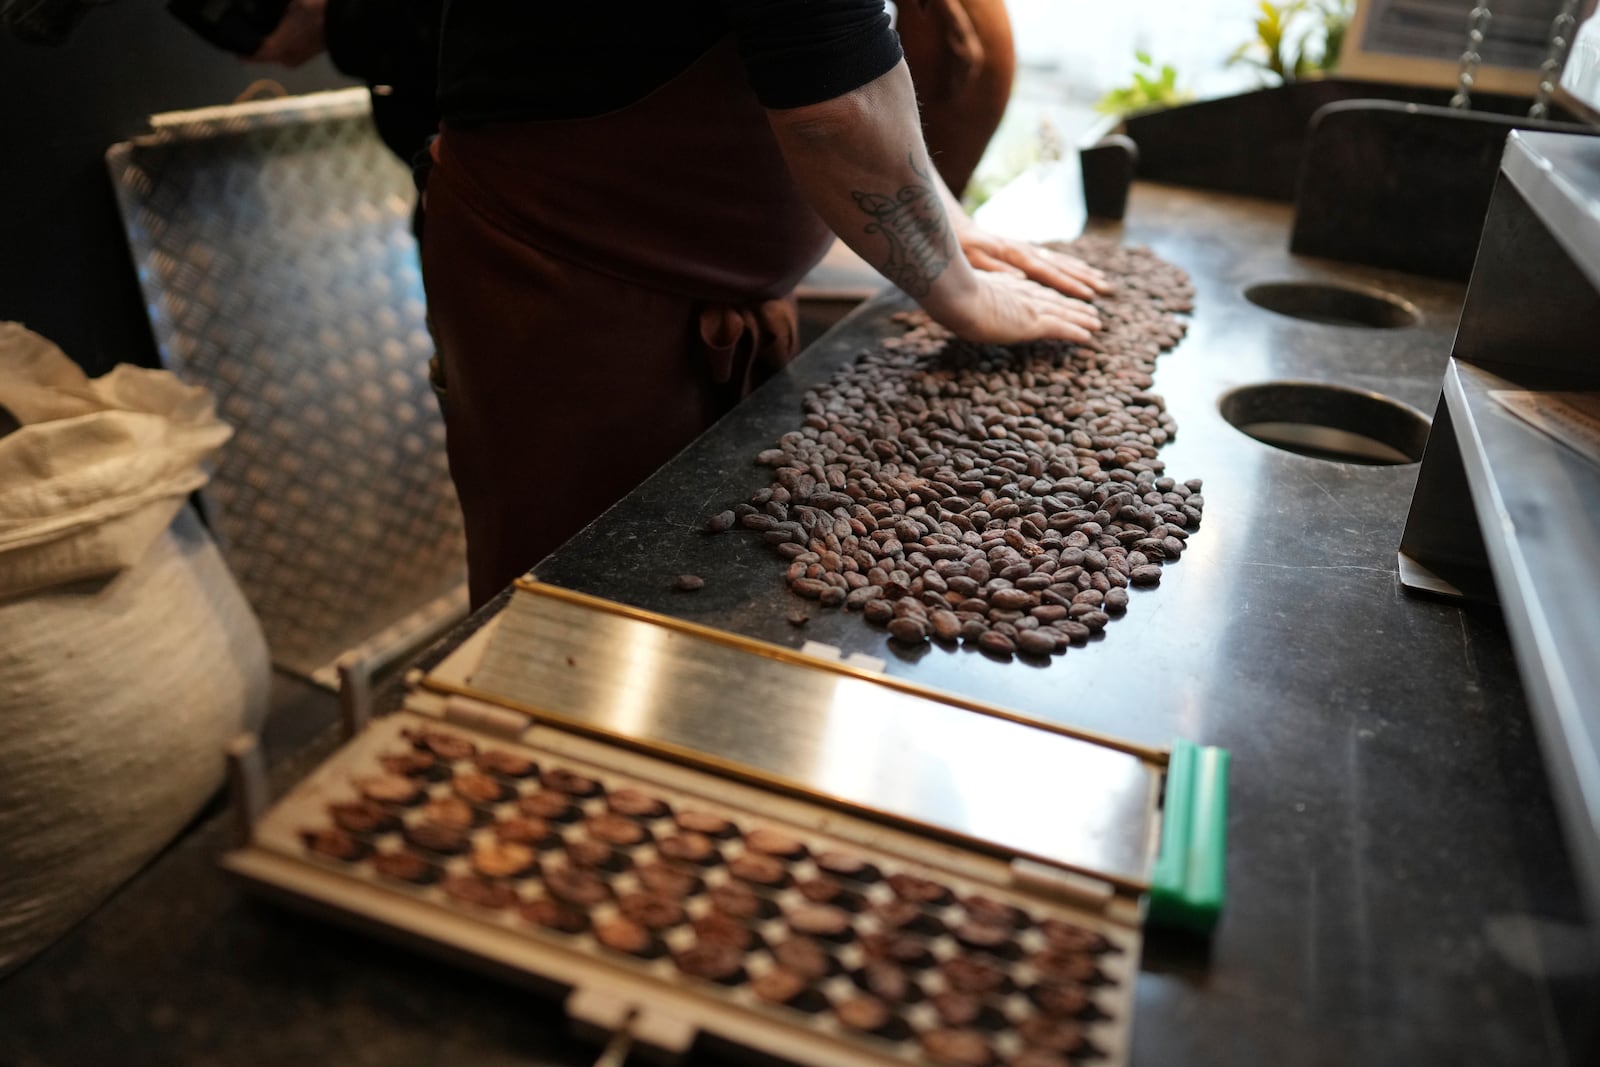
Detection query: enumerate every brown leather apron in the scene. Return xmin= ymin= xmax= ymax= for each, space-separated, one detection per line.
xmin=421 ymin=39 xmax=835 ymax=606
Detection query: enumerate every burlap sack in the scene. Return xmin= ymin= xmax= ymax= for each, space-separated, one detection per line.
xmin=0 ymin=321 xmax=234 ymax=598
xmin=0 ymin=324 xmax=270 ymax=975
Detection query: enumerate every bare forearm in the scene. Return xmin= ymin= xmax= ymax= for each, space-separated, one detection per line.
xmin=766 ymin=61 xmax=980 ymax=324
xmin=766 ymin=60 xmax=1103 ymax=345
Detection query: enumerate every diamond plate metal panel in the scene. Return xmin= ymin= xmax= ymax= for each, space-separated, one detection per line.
xmin=107 ymin=89 xmax=466 ymax=683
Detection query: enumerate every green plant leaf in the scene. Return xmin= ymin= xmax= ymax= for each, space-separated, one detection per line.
xmin=1323 ymin=15 xmax=1348 ymax=68
xmin=1237 ymin=0 xmax=1349 ymax=83
xmin=1099 ymin=48 xmax=1190 ymax=116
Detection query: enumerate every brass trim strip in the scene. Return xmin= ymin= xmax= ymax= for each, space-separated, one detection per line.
xmin=511 ymin=578 xmax=1169 ymax=766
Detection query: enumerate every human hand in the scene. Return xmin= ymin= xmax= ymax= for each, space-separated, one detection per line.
xmin=248 ymin=0 xmax=326 ymax=67
xmin=955 ymin=223 xmax=1114 ymax=302
xmin=928 ymin=271 xmax=1101 ymax=346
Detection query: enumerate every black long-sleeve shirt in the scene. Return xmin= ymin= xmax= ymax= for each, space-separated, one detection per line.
xmin=436 ymin=0 xmax=903 ymax=125
xmin=324 ymin=0 xmax=443 ymax=162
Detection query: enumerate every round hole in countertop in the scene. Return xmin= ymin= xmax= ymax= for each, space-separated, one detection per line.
xmin=1218 ymin=381 xmax=1431 ymax=465
xmin=1243 ymin=282 xmax=1419 ymax=329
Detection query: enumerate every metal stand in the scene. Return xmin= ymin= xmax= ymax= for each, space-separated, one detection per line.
xmin=225 ymin=733 xmax=268 ymax=848
xmin=1399 ymin=131 xmax=1600 ymax=925
xmin=1289 ymin=0 xmax=1597 ymax=278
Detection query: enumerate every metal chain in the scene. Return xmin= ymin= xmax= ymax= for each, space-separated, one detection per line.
xmin=1529 ymin=0 xmax=1583 ymax=118
xmin=1451 ymin=3 xmax=1495 ymax=109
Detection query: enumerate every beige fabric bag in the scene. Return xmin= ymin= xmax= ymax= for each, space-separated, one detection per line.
xmin=0 ymin=322 xmax=234 ymax=598
xmin=0 ymin=324 xmax=270 ymax=975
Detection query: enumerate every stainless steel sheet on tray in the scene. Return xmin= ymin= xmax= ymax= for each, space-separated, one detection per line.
xmin=454 ymin=585 xmax=1161 ymax=888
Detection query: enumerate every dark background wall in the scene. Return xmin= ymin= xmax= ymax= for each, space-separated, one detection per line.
xmin=1 ymin=0 xmax=353 ymax=375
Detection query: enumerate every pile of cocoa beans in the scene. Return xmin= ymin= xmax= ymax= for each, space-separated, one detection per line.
xmin=706 ymin=238 xmax=1202 ymax=659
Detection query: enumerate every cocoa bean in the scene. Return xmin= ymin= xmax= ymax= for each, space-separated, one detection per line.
xmin=863 ymin=599 xmax=894 ymax=624
xmin=989 ymin=588 xmax=1033 ymax=611
xmin=930 ymin=610 xmax=962 ymax=642
xmin=791 ymin=578 xmax=828 ymax=600
xmin=947 ymin=576 xmax=980 ymax=597
xmin=887 ymin=617 xmax=929 ymax=644
xmin=977 ymin=630 xmax=1016 ymax=656
xmin=1130 ymin=565 xmax=1163 ymax=586
xmin=1015 ymin=629 xmax=1056 ymax=657
xmin=845 ymin=585 xmax=884 ymax=610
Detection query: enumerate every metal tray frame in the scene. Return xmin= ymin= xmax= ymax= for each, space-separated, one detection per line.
xmin=106 ymin=88 xmax=466 ymax=683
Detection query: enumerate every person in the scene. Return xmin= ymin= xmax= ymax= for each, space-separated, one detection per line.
xmin=244 ymin=0 xmax=441 ymax=166
xmin=421 ymin=3 xmax=1112 ymax=608
xmin=896 ymin=0 xmax=1016 ymax=196
xmin=251 ymin=0 xmax=1012 ymax=198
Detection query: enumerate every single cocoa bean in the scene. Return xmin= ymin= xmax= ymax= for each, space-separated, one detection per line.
xmin=976 ymin=630 xmax=1015 ymax=656
xmin=1015 ymin=629 xmax=1056 ymax=656
xmin=845 ymin=585 xmax=883 ymax=610
xmin=791 ymin=578 xmax=828 ymax=600
xmin=930 ymin=610 xmax=962 ymax=642
xmin=887 ymin=616 xmax=929 ymax=644
xmin=989 ymin=588 xmax=1033 ymax=611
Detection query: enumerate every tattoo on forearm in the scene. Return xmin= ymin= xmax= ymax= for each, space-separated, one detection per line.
xmin=851 ymin=157 xmax=951 ymax=298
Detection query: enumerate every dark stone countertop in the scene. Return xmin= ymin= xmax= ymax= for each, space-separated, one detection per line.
xmin=2 ymin=181 xmax=1596 ymax=1067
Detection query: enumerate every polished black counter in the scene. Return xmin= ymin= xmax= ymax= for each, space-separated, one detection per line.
xmin=2 ymin=182 xmax=1595 ymax=1066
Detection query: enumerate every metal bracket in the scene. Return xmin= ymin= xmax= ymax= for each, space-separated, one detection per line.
xmin=567 ymin=989 xmax=694 ymax=1065
xmin=226 ymin=733 xmax=268 ymax=846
